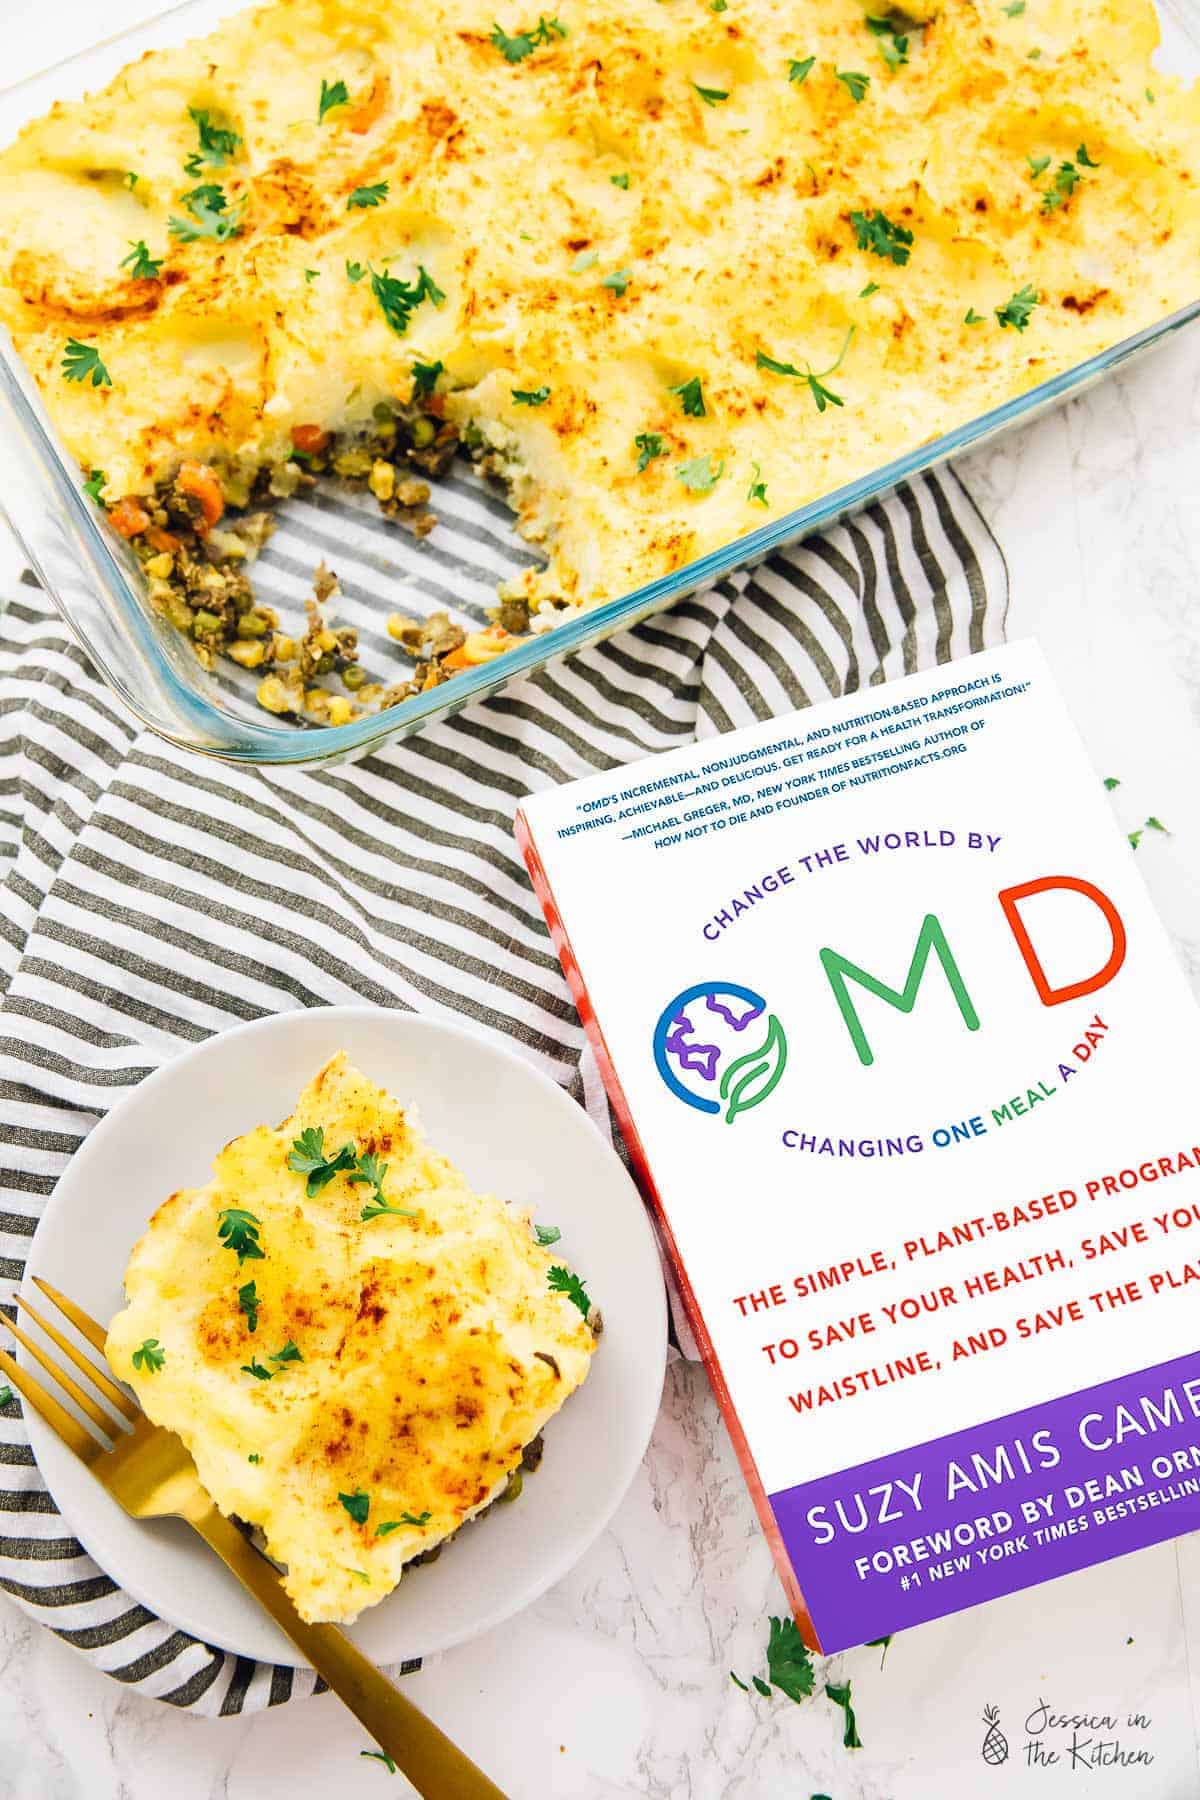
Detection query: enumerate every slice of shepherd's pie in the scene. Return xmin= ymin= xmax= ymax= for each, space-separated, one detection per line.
xmin=105 ymin=1051 xmax=598 ymax=1626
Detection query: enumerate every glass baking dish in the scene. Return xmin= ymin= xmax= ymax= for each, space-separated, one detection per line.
xmin=1 ymin=0 xmax=1198 ymax=767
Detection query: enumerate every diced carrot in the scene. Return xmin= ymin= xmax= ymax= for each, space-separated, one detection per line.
xmin=145 ymin=524 xmax=181 ymax=554
xmin=176 ymin=460 xmax=225 ymax=530
xmin=107 ymin=496 xmax=150 ymax=538
xmin=348 ymin=76 xmax=389 ymax=134
xmin=440 ymin=646 xmax=471 ymax=671
xmin=291 ymin=423 xmax=332 ymax=455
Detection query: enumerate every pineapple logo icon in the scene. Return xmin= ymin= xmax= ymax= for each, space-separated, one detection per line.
xmin=981 ymin=1704 xmax=1009 ymax=1766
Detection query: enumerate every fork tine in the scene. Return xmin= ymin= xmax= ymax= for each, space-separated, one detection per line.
xmin=7 ymin=1313 xmax=125 ymax=1437
xmin=31 ymin=1277 xmax=108 ymax=1354
xmin=17 ymin=1293 xmax=138 ymax=1422
xmin=0 ymin=1347 xmax=105 ymax=1465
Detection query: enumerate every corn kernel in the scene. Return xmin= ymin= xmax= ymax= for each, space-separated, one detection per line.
xmin=327 ymin=695 xmax=355 ymax=726
xmin=256 ymin=675 xmax=294 ymax=713
xmin=271 ymin=634 xmax=298 ymax=663
xmin=461 ymin=629 xmax=514 ymax=664
xmin=144 ymin=551 xmax=174 ymax=580
xmin=368 ymin=459 xmax=396 ymax=503
xmin=228 ymin=639 xmax=267 ymax=669
xmin=387 ymin=612 xmax=419 ymax=642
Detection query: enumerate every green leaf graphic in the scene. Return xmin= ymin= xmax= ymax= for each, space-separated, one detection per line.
xmin=718 ymin=1014 xmax=787 ymax=1123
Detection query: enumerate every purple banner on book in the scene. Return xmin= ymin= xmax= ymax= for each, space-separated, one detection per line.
xmin=770 ymin=1348 xmax=1200 ymax=1653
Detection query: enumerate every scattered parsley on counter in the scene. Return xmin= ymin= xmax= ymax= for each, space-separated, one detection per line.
xmin=185 ymin=108 xmax=241 ymax=174
xmin=752 ymin=1676 xmax=771 ymax=1697
xmin=787 ymin=55 xmax=815 ymax=84
xmin=347 ymin=181 xmax=389 ymax=209
xmin=241 ymin=1357 xmax=273 ymax=1380
xmin=836 ymin=69 xmax=870 ymax=102
xmin=766 ymin=1615 xmax=815 ymax=1701
xmin=547 ymin=1264 xmax=591 ymax=1316
xmin=635 ymin=432 xmax=666 ymax=470
xmin=826 ymin=1679 xmax=862 ymax=1748
xmin=964 ymin=307 xmax=985 ymax=323
xmin=411 ymin=358 xmax=443 ymax=395
xmin=268 ymin=1340 xmax=303 ymax=1367
xmin=238 ymin=1279 xmax=260 ymax=1334
xmin=1131 ymin=815 xmax=1169 ymax=849
xmin=83 ymin=468 xmax=107 ymax=501
xmin=490 ymin=16 xmax=567 ymax=61
xmin=170 ymin=183 xmax=244 ymax=242
xmin=602 ymin=267 xmax=631 ymax=294
xmin=289 ymin=1127 xmax=357 ymax=1195
xmin=669 ymin=375 xmax=707 ymax=416
xmin=371 ymin=263 xmax=445 ymax=334
xmin=757 ymin=325 xmax=855 ymax=413
xmin=1103 ymin=775 xmax=1122 ymax=790
xmin=377 ymin=1511 xmax=432 ymax=1534
xmin=512 ymin=385 xmax=551 ymax=405
xmin=746 ymin=461 xmax=768 ymax=506
xmin=132 ymin=1339 xmax=165 ymax=1373
xmin=729 ymin=1671 xmax=750 ymax=1691
xmin=339 ymin=1489 xmax=371 ymax=1524
xmin=865 ymin=16 xmax=909 ymax=70
xmin=62 ymin=339 xmax=111 ymax=387
xmin=533 ymin=1222 xmax=562 ymax=1245
xmin=361 ymin=1750 xmax=398 ymax=1772
xmin=217 ymin=1205 xmax=265 ymax=1263
xmin=995 ymin=283 xmax=1039 ymax=330
xmin=346 ymin=260 xmax=366 ymax=282
xmin=611 ymin=171 xmax=631 ymax=188
xmin=318 ymin=77 xmax=350 ymax=122
xmin=849 ymin=207 xmax=913 ymax=265
xmin=120 ymin=240 xmax=163 ymax=279
xmin=676 ymin=454 xmax=725 ymax=493
xmin=692 ymin=82 xmax=729 ymax=105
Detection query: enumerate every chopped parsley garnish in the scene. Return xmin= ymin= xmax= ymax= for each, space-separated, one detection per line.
xmin=347 ymin=182 xmax=389 ymax=210
xmin=248 ymin=1453 xmax=261 ymax=1464
xmin=711 ymin=0 xmax=728 ymax=10
xmin=1076 ymin=142 xmax=1101 ymax=167
xmin=602 ymin=267 xmax=631 ymax=294
xmin=1028 ymin=46 xmax=1042 ymax=58
xmin=730 ymin=1671 xmax=750 ymax=1691
xmin=752 ymin=1676 xmax=771 ymax=1698
xmin=348 ymin=1150 xmax=389 ymax=1201
xmin=859 ymin=281 xmax=880 ymax=297
xmin=318 ymin=77 xmax=350 ymax=122
xmin=766 ymin=1615 xmax=815 ymax=1701
xmin=411 ymin=358 xmax=443 ymax=396
xmin=217 ymin=1205 xmax=265 ymax=1263
xmin=1041 ymin=159 xmax=1082 ymax=213
xmin=268 ymin=1340 xmax=303 ymax=1366
xmin=610 ymin=171 xmax=630 ymax=188
xmin=1026 ymin=152 xmax=1052 ymax=177
xmin=377 ymin=1512 xmax=432 ymax=1534
xmin=304 ymin=268 xmax=319 ymax=283
xmin=964 ymin=307 xmax=985 ymax=324
xmin=132 ymin=1338 xmax=165 ymax=1373
xmin=123 ymin=171 xmax=139 ymax=189
xmin=756 ymin=325 xmax=855 ymax=412
xmin=288 ymin=1127 xmax=358 ymax=1196
xmin=339 ymin=1489 xmax=371 ymax=1524
xmin=61 ymin=340 xmax=111 ymax=388
xmin=849 ymin=207 xmax=913 ymax=265
xmin=1003 ymin=0 xmax=1026 ymax=13
xmin=635 ymin=432 xmax=666 ymax=470
xmin=370 ymin=263 xmax=445 ymax=334
xmin=865 ymin=16 xmax=909 ymax=70
xmin=241 ymin=1357 xmax=273 ymax=1380
xmin=825 ymin=1678 xmax=863 ymax=1748
xmin=746 ymin=461 xmax=768 ymax=506
xmin=676 ymin=454 xmax=724 ymax=493
xmin=346 ymin=260 xmax=366 ymax=282
xmin=360 ymin=1192 xmax=419 ymax=1221
xmin=1146 ymin=86 xmax=1155 ymax=103
xmin=995 ymin=283 xmax=1039 ymax=330
xmin=787 ymin=55 xmax=815 ymax=84
xmin=184 ymin=108 xmax=241 ymax=175
xmin=490 ymin=16 xmax=567 ymax=61
xmin=83 ymin=468 xmax=107 ymax=501
xmin=352 ymin=1150 xmax=417 ymax=1219
xmin=836 ymin=69 xmax=870 ymax=103
xmin=120 ymin=240 xmax=163 ymax=280
xmin=669 ymin=375 xmax=706 ymax=417
xmin=533 ymin=1222 xmax=562 ymax=1246
xmin=547 ymin=1264 xmax=591 ymax=1316
xmin=1103 ymin=774 xmax=1122 ymax=791
xmin=169 ymin=183 xmax=244 ymax=243
xmin=512 ymin=385 xmax=551 ymax=405
xmin=570 ymin=249 xmax=598 ymax=271
xmin=238 ymin=1279 xmax=260 ymax=1334
xmin=361 ymin=1751 xmax=398 ymax=1772
xmin=692 ymin=82 xmax=729 ymax=105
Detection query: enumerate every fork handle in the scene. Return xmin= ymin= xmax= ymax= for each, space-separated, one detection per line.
xmin=189 ymin=1506 xmax=510 ymax=1800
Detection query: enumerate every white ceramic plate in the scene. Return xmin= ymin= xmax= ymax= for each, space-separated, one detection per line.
xmin=19 ymin=1005 xmax=668 ymax=1667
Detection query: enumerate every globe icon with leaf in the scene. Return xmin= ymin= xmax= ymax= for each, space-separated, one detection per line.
xmin=652 ymin=982 xmax=787 ymax=1123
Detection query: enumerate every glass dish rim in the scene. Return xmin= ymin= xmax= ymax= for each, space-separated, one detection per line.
xmin=2 ymin=0 xmax=1198 ymax=767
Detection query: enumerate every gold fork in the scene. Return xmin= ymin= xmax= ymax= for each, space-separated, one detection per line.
xmin=1 ymin=1277 xmax=509 ymax=1800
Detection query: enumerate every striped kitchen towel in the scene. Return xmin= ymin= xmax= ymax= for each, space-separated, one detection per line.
xmin=0 ymin=465 xmax=1006 ymax=1713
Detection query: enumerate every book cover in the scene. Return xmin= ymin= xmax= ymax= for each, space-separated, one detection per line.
xmin=515 ymin=641 xmax=1200 ymax=1652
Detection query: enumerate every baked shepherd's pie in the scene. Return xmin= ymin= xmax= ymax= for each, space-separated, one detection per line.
xmin=105 ymin=1053 xmax=598 ymax=1626
xmin=0 ymin=0 xmax=1197 ymax=718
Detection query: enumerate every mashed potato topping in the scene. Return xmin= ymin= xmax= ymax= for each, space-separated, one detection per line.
xmin=0 ymin=0 xmax=1197 ymax=625
xmin=105 ymin=1053 xmax=597 ymax=1626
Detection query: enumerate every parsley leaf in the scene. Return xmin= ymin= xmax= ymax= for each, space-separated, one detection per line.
xmin=1076 ymin=142 xmax=1101 ymax=167
xmin=370 ymin=263 xmax=445 ymax=335
xmin=1026 ymin=152 xmax=1051 ymax=177
xmin=120 ymin=240 xmax=163 ymax=280
xmin=248 ymin=1453 xmax=261 ymax=1464
xmin=547 ymin=1263 xmax=591 ymax=1316
xmin=995 ymin=283 xmax=1039 ymax=330
xmin=746 ymin=461 xmax=768 ymax=506
xmin=602 ymin=267 xmax=631 ymax=294
xmin=787 ymin=55 xmax=815 ymax=83
xmin=859 ymin=281 xmax=879 ymax=297
xmin=412 ymin=358 xmax=443 ymax=396
xmin=61 ymin=339 xmax=112 ymax=388
xmin=83 ymin=468 xmax=107 ymax=501
xmin=347 ymin=1150 xmax=389 ymax=1196
xmin=361 ymin=1750 xmax=398 ymax=1772
xmin=756 ymin=325 xmax=855 ymax=412
xmin=512 ymin=386 xmax=551 ymax=406
xmin=570 ymin=249 xmax=598 ymax=271
xmin=238 ymin=1279 xmax=260 ymax=1334
xmin=865 ymin=16 xmax=909 ymax=70
xmin=964 ymin=307 xmax=985 ymax=324
xmin=347 ymin=182 xmax=389 ymax=209
xmin=303 ymin=268 xmax=319 ymax=283
xmin=132 ymin=1338 xmax=165 ymax=1373
xmin=241 ymin=1357 xmax=273 ymax=1380
xmin=169 ymin=183 xmax=244 ymax=242
xmin=611 ymin=171 xmax=630 ymax=188
xmin=533 ymin=1222 xmax=562 ymax=1246
xmin=1003 ymin=0 xmax=1026 ymax=12
xmin=752 ymin=1675 xmax=772 ymax=1698
xmin=339 ymin=1489 xmax=371 ymax=1524
xmin=766 ymin=1615 xmax=815 ymax=1701
xmin=268 ymin=1340 xmax=303 ymax=1366
xmin=490 ymin=16 xmax=567 ymax=61
xmin=692 ymin=82 xmax=729 ymax=105
xmin=377 ymin=1511 xmax=432 ymax=1534
xmin=635 ymin=432 xmax=666 ymax=470
xmin=836 ymin=69 xmax=870 ymax=102
xmin=825 ymin=1679 xmax=862 ymax=1748
xmin=712 ymin=0 xmax=727 ymax=10
xmin=669 ymin=375 xmax=706 ymax=417
xmin=849 ymin=207 xmax=913 ymax=265
xmin=1129 ymin=828 xmax=1143 ymax=850
xmin=346 ymin=259 xmax=366 ymax=282
xmin=1041 ymin=159 xmax=1082 ymax=212
xmin=361 ymin=1193 xmax=419 ymax=1221
xmin=288 ymin=1126 xmax=358 ymax=1196
xmin=676 ymin=454 xmax=724 ymax=493
xmin=1103 ymin=775 xmax=1122 ymax=791
xmin=184 ymin=108 xmax=241 ymax=174
xmin=730 ymin=1671 xmax=750 ymax=1691
xmin=217 ymin=1205 xmax=265 ymax=1263
xmin=318 ymin=77 xmax=350 ymax=122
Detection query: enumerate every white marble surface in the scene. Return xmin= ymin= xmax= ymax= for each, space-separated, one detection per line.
xmin=6 ymin=4 xmax=1200 ymax=1795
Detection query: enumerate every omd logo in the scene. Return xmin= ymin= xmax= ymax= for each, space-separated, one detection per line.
xmin=652 ymin=983 xmax=787 ymax=1124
